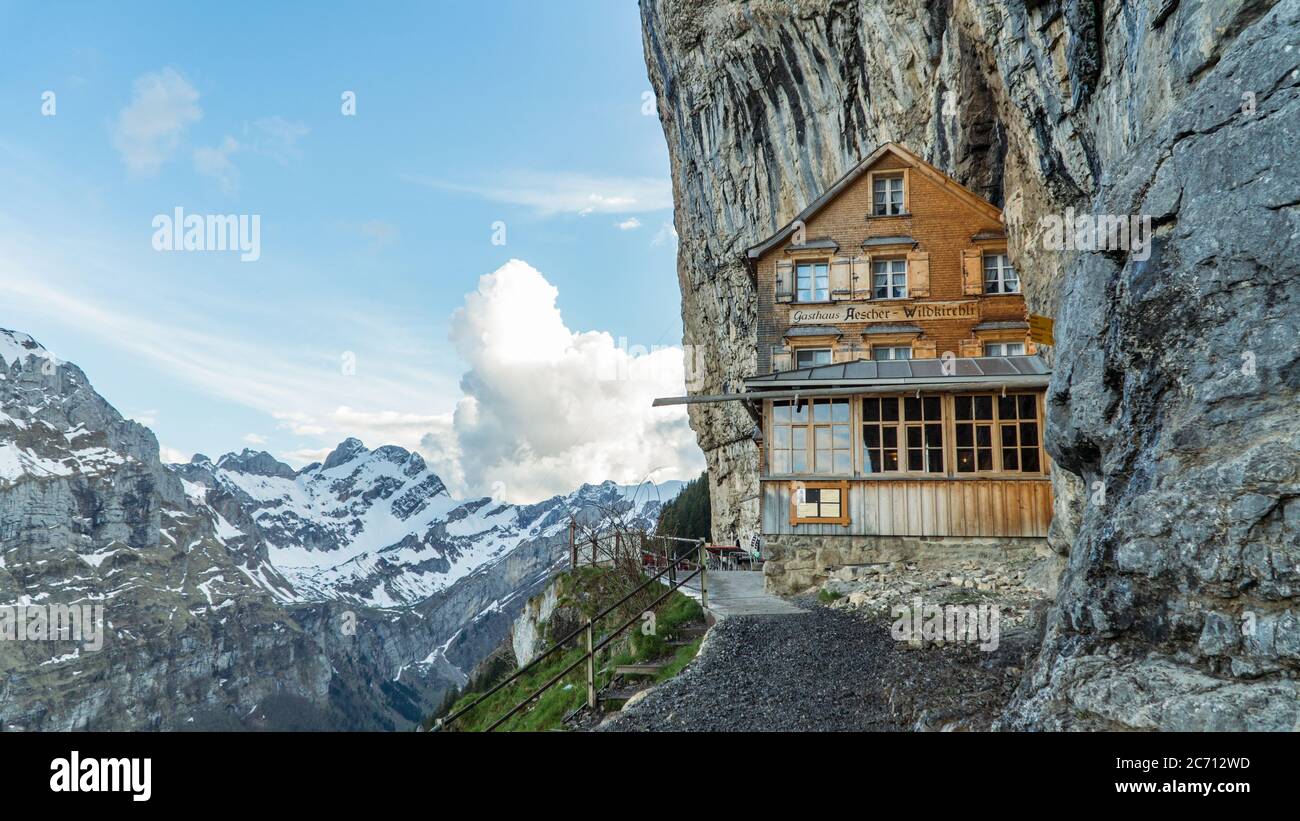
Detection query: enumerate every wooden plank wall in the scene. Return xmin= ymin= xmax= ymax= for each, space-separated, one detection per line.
xmin=762 ymin=479 xmax=1053 ymax=537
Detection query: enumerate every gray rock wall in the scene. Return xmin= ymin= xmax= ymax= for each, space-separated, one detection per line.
xmin=642 ymin=0 xmax=1299 ymax=729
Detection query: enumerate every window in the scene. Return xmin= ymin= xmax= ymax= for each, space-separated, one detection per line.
xmin=861 ymin=397 xmax=900 ymax=474
xmin=984 ymin=253 xmax=1019 ymax=293
xmin=796 ymin=261 xmax=829 ymax=302
xmin=872 ymin=175 xmax=904 ymax=216
xmin=873 ymin=345 xmax=912 ymax=361
xmin=792 ymin=481 xmax=850 ymax=525
xmin=983 ymin=341 xmax=1026 ymax=356
xmin=955 ymin=393 xmax=1043 ymax=474
xmin=794 ymin=348 xmax=833 ymax=368
xmin=770 ymin=399 xmax=850 ymax=475
xmin=903 ymin=395 xmax=945 ymax=473
xmin=872 ymin=259 xmax=907 ymax=299
xmin=997 ymin=393 xmax=1042 ymax=473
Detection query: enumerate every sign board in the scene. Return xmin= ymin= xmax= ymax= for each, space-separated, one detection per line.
xmin=789 ymin=300 xmax=979 ymax=326
xmin=1028 ymin=314 xmax=1055 ymax=346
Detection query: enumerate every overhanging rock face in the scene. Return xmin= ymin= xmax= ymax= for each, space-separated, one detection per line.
xmin=641 ymin=0 xmax=1299 ymax=730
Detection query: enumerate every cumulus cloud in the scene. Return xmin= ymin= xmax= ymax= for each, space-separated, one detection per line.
xmin=420 ymin=259 xmax=702 ymax=502
xmin=616 ymin=217 xmax=641 ymax=231
xmin=112 ymin=68 xmax=202 ymax=175
xmin=651 ymin=221 xmax=678 ymax=246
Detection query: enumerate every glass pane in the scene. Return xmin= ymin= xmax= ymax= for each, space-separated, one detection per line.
xmin=956 ymin=424 xmax=972 ymax=447
xmin=976 ymin=425 xmax=991 ymax=447
xmin=882 ymin=427 xmax=898 ymax=447
xmin=815 ymin=427 xmax=831 ymax=448
xmin=834 ymin=452 xmax=852 ymax=474
xmin=830 ymin=399 xmax=849 ymax=422
xmin=1002 ymin=448 xmax=1019 ymax=471
xmin=956 ymin=449 xmax=974 ymax=473
xmin=955 ymin=396 xmax=972 ymax=420
xmin=882 ymin=399 xmax=899 ymax=421
xmin=896 ymin=347 xmax=911 ymax=359
xmin=907 ymin=450 xmax=923 ymax=471
xmin=792 ymin=427 xmax=807 ymax=449
xmin=863 ymin=398 xmax=879 ymax=422
xmin=772 ymin=451 xmax=790 ymax=473
xmin=813 ymin=401 xmax=830 ymax=422
xmin=925 ymin=423 xmax=942 ymax=444
xmin=1007 ymin=343 xmax=1025 ymax=355
xmin=793 ymin=452 xmax=808 ymax=472
xmin=998 ymin=395 xmax=1017 ymax=419
xmin=1019 ymin=394 xmax=1037 ymax=419
xmin=832 ymin=425 xmax=850 ymax=448
xmin=820 ymin=488 xmax=839 ymax=503
xmin=820 ymin=503 xmax=840 ymax=518
xmin=773 ymin=402 xmax=791 ymax=423
xmin=977 ymin=450 xmax=993 ymax=471
xmin=927 ymin=449 xmax=943 ymax=473
xmin=1022 ymin=448 xmax=1041 ymax=472
xmin=773 ymin=426 xmax=791 ymax=448
xmin=904 ymin=397 xmax=921 ymax=420
xmin=864 ymin=426 xmax=880 ymax=447
xmin=1020 ymin=422 xmax=1039 ymax=446
xmin=1000 ymin=425 xmax=1017 ymax=447
xmin=791 ymin=402 xmax=808 ymax=422
xmin=884 ymin=450 xmax=899 ymax=471
xmin=923 ymin=396 xmax=940 ymax=419
xmin=815 ymin=449 xmax=831 ymax=470
xmin=906 ymin=426 xmax=922 ymax=447
xmin=864 ymin=448 xmax=879 ymax=473
xmin=974 ymin=396 xmax=993 ymax=419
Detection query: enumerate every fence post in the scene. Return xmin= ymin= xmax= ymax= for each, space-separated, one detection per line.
xmin=699 ymin=540 xmax=709 ymax=611
xmin=585 ymin=620 xmax=596 ymax=709
xmin=590 ymin=536 xmax=596 ymax=568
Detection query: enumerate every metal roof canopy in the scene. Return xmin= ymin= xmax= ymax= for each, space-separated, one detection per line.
xmin=651 ymin=356 xmax=1050 ymax=407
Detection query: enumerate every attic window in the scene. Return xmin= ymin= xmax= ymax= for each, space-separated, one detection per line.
xmin=873 ymin=175 xmax=905 ymax=216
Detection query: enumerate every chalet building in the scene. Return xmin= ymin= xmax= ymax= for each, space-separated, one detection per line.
xmin=656 ymin=142 xmax=1053 ymax=594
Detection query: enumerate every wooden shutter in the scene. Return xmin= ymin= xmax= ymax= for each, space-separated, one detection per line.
xmin=912 ymin=338 xmax=937 ymax=359
xmin=771 ymin=346 xmax=792 ymax=372
xmin=851 ymin=255 xmax=869 ymax=300
xmin=958 ymin=337 xmax=983 ymax=358
xmin=961 ymin=249 xmax=983 ymax=295
xmin=907 ymin=250 xmax=930 ymax=298
xmin=829 ymin=256 xmax=852 ymax=301
xmin=775 ymin=260 xmax=794 ymax=303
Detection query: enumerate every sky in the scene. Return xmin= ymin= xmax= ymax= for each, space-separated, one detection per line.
xmin=0 ymin=0 xmax=703 ymax=502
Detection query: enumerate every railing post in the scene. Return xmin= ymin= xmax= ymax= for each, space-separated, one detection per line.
xmin=585 ymin=620 xmax=596 ymax=709
xmin=698 ymin=540 xmax=708 ymax=611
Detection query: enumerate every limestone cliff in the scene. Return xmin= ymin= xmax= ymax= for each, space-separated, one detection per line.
xmin=641 ymin=0 xmax=1299 ymax=729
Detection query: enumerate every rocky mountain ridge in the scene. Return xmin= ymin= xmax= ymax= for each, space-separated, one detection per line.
xmin=0 ymin=328 xmax=682 ymax=729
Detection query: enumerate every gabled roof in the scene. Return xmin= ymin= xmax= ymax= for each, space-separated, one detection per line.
xmin=744 ymin=355 xmax=1050 ymax=389
xmin=744 ymin=142 xmax=1003 ymax=261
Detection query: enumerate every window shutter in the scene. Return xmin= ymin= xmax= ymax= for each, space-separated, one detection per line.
xmin=851 ymin=255 xmax=869 ymax=300
xmin=912 ymin=338 xmax=937 ymax=359
xmin=775 ymin=260 xmax=794 ymax=303
xmin=829 ymin=256 xmax=852 ymax=301
xmin=907 ymin=250 xmax=930 ymax=298
xmin=771 ymin=346 xmax=793 ymax=372
xmin=958 ymin=337 xmax=983 ymax=358
xmin=962 ymin=249 xmax=983 ymax=295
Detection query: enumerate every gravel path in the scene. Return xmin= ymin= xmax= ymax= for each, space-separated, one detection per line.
xmin=600 ymin=600 xmax=1037 ymax=732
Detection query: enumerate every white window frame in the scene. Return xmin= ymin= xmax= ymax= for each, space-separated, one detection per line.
xmin=872 ymin=175 xmax=905 ymax=216
xmin=872 ymin=345 xmax=912 ymax=361
xmin=795 ymin=260 xmax=830 ymax=302
xmin=983 ymin=253 xmax=1019 ymax=294
xmin=794 ymin=348 xmax=833 ymax=369
xmin=983 ymin=341 xmax=1026 ymax=356
xmin=871 ymin=258 xmax=908 ymax=300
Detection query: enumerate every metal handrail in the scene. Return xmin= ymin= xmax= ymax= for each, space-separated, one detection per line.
xmin=435 ymin=536 xmax=705 ymax=731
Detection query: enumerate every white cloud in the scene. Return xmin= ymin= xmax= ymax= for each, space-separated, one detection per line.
xmin=159 ymin=446 xmax=190 ymax=464
xmin=651 ymin=221 xmax=678 ymax=246
xmin=616 ymin=217 xmax=641 ymax=231
xmin=242 ymin=433 xmax=268 ymax=445
xmin=112 ymin=68 xmax=202 ymax=175
xmin=278 ymin=447 xmax=332 ymax=467
xmin=407 ymin=172 xmax=672 ymax=215
xmin=193 ymin=136 xmax=240 ymax=193
xmin=131 ymin=409 xmax=159 ymax=426
xmin=420 ymin=259 xmax=702 ymax=501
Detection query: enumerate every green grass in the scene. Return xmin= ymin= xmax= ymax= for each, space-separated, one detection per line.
xmin=433 ymin=567 xmax=706 ymax=732
xmin=818 ymin=588 xmax=844 ymax=604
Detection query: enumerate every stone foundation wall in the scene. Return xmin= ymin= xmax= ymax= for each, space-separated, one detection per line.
xmin=762 ymin=534 xmax=1049 ymax=596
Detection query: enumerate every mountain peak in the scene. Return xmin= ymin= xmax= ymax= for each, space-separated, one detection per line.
xmin=216 ymin=448 xmax=296 ymax=479
xmin=322 ymin=437 xmax=368 ymax=470
xmin=0 ymin=328 xmax=56 ymax=368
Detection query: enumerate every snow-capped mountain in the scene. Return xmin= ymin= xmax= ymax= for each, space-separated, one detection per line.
xmin=0 ymin=327 xmax=682 ymax=730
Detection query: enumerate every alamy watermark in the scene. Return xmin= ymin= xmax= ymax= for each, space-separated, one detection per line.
xmin=1039 ymin=208 xmax=1152 ymax=262
xmin=151 ymin=207 xmax=261 ymax=262
xmin=890 ymin=596 xmax=1000 ymax=651
xmin=0 ymin=603 xmax=104 ymax=651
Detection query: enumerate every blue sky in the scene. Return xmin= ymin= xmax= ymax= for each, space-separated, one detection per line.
xmin=0 ymin=1 xmax=702 ymax=501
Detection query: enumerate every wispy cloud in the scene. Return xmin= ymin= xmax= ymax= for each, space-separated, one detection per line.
xmin=193 ymin=136 xmax=240 ymax=193
xmin=193 ymin=118 xmax=309 ymax=194
xmin=242 ymin=433 xmax=268 ymax=445
xmin=112 ymin=68 xmax=202 ymax=175
xmin=406 ymin=171 xmax=672 ymax=215
xmin=651 ymin=221 xmax=678 ymax=246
